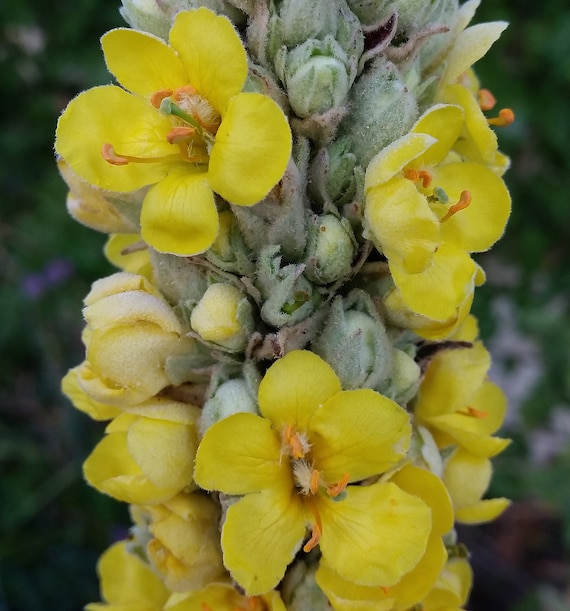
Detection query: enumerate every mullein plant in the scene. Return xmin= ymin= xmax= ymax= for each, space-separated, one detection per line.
xmin=55 ymin=0 xmax=514 ymax=608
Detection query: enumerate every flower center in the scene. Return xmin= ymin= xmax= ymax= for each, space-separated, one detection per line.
xmin=281 ymin=424 xmax=349 ymax=553
xmin=101 ymin=85 xmax=221 ymax=168
xmin=404 ymin=169 xmax=472 ymax=223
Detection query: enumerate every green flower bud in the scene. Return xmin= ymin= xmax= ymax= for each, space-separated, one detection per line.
xmin=119 ymin=0 xmax=245 ymax=39
xmin=312 ymin=290 xmax=393 ymax=390
xmin=206 ymin=211 xmax=255 ymax=276
xmin=304 ymin=214 xmax=355 ymax=284
xmin=281 ymin=562 xmax=331 ymax=611
xmin=341 ymin=58 xmax=418 ymax=166
xmin=256 ymin=246 xmax=320 ymax=328
xmin=199 ymin=378 xmax=258 ymax=434
xmin=267 ymin=0 xmax=363 ymax=62
xmin=276 ymin=37 xmax=353 ymax=118
xmin=190 ymin=283 xmax=254 ymax=352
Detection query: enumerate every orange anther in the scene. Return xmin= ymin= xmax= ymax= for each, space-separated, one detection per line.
xmin=327 ymin=472 xmax=349 ymax=497
xmin=404 ymin=168 xmax=432 ymax=188
xmin=303 ymin=521 xmax=322 ymax=553
xmin=167 ymin=126 xmax=196 ymax=144
xmin=309 ymin=469 xmax=321 ymax=494
xmin=381 ymin=586 xmax=391 ymax=595
xmin=487 ymin=108 xmax=515 ymax=127
xmin=283 ymin=424 xmax=306 ymax=459
xmin=201 ymin=604 xmax=214 ymax=611
xmin=101 ymin=143 xmax=129 ymax=165
xmin=440 ymin=190 xmax=472 ymax=222
xmin=151 ymin=89 xmax=173 ymax=108
xmin=477 ymin=88 xmax=496 ymax=111
xmin=174 ymin=84 xmax=197 ymax=99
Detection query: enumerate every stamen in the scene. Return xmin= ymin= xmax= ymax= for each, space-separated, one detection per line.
xmin=167 ymin=126 xmax=196 ymax=144
xmin=303 ymin=500 xmax=323 ymax=553
xmin=151 ymin=89 xmax=173 ymax=109
xmin=327 ymin=472 xmax=350 ymax=498
xmin=487 ymin=108 xmax=515 ymax=127
xmin=303 ymin=521 xmax=322 ymax=553
xmin=309 ymin=469 xmax=321 ymax=494
xmin=440 ymin=190 xmax=472 ymax=222
xmin=101 ymin=143 xmax=129 ymax=166
xmin=283 ymin=425 xmax=310 ymax=459
xmin=201 ymin=604 xmax=213 ymax=611
xmin=404 ymin=168 xmax=432 ymax=188
xmin=381 ymin=586 xmax=391 ymax=595
xmin=174 ymin=84 xmax=197 ymax=99
xmin=101 ymin=143 xmax=182 ymax=166
xmin=477 ymin=88 xmax=496 ymax=111
xmin=459 ymin=406 xmax=488 ymax=418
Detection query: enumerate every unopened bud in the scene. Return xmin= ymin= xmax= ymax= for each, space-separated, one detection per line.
xmin=190 ymin=283 xmax=254 ymax=352
xmin=312 ymin=290 xmax=393 ymax=390
xmin=199 ymin=378 xmax=258 ymax=434
xmin=304 ymin=215 xmax=355 ymax=284
xmin=341 ymin=58 xmax=418 ymax=166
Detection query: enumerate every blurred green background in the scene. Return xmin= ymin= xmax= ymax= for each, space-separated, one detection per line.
xmin=1 ymin=0 xmax=569 ymax=609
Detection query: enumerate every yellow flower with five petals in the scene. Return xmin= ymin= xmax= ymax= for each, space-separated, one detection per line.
xmin=194 ymin=350 xmax=432 ymax=595
xmin=364 ymin=103 xmax=510 ymax=326
xmin=55 ymin=8 xmax=291 ymax=256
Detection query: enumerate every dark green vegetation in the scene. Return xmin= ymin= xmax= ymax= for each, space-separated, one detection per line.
xmin=1 ymin=0 xmax=569 ymax=609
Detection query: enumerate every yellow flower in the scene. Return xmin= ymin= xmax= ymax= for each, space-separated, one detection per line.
xmin=83 ymin=401 xmax=201 ymax=504
xmin=132 ymin=491 xmax=226 ymax=592
xmin=76 ymin=272 xmax=195 ymax=406
xmin=443 ymin=447 xmax=510 ymax=524
xmin=55 ymin=8 xmax=291 ymax=256
xmin=364 ymin=104 xmax=510 ymax=323
xmin=194 ymin=350 xmax=431 ymax=595
xmin=86 ymin=540 xmax=170 ymax=611
xmin=414 ymin=341 xmax=511 ymax=458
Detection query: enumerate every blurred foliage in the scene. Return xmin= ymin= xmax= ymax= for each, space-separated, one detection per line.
xmin=1 ymin=0 xmax=569 ymax=609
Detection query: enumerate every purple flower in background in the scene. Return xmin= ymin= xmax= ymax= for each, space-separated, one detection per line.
xmin=21 ymin=258 xmax=74 ymax=299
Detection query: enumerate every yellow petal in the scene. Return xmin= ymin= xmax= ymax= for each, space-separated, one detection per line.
xmin=140 ymin=169 xmax=219 ymax=256
xmin=422 ymin=557 xmax=473 ymax=610
xmin=389 ymin=533 xmax=448 ymax=607
xmin=83 ymin=432 xmax=180 ymax=503
xmin=127 ymin=417 xmax=197 ymax=489
xmin=364 ymin=132 xmax=437 ymax=191
xmin=258 ymin=350 xmax=341 ymax=432
xmin=56 ymin=85 xmax=174 ymax=192
xmin=411 ymin=104 xmax=465 ymax=167
xmin=104 ymin=233 xmax=153 ymax=278
xmin=96 ymin=541 xmax=170 ymax=607
xmin=390 ymin=464 xmax=453 ymax=535
xmin=318 ymin=482 xmax=431 ymax=587
xmin=62 ymin=367 xmax=121 ymax=421
xmin=433 ymin=162 xmax=511 ymax=253
xmin=169 ymin=8 xmax=247 ymax=114
xmin=209 ymin=93 xmax=291 ymax=205
xmin=315 ymin=562 xmax=396 ymax=611
xmin=84 ymin=271 xmax=158 ymax=305
xmin=442 ymin=22 xmax=509 ymax=86
xmin=222 ymin=484 xmax=306 ymax=595
xmin=194 ymin=412 xmax=287 ymax=495
xmin=102 ymin=28 xmax=187 ymax=96
xmin=310 ymin=389 xmax=411 ymax=482
xmin=390 ymin=243 xmax=477 ymax=322
xmin=365 ymin=177 xmax=440 ymax=274
xmin=455 ymin=497 xmax=511 ymax=523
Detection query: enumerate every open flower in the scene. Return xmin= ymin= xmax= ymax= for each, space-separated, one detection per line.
xmin=414 ymin=341 xmax=511 ymax=458
xmin=364 ymin=103 xmax=510 ymax=323
xmin=55 ymin=8 xmax=291 ymax=256
xmin=194 ymin=350 xmax=431 ymax=595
